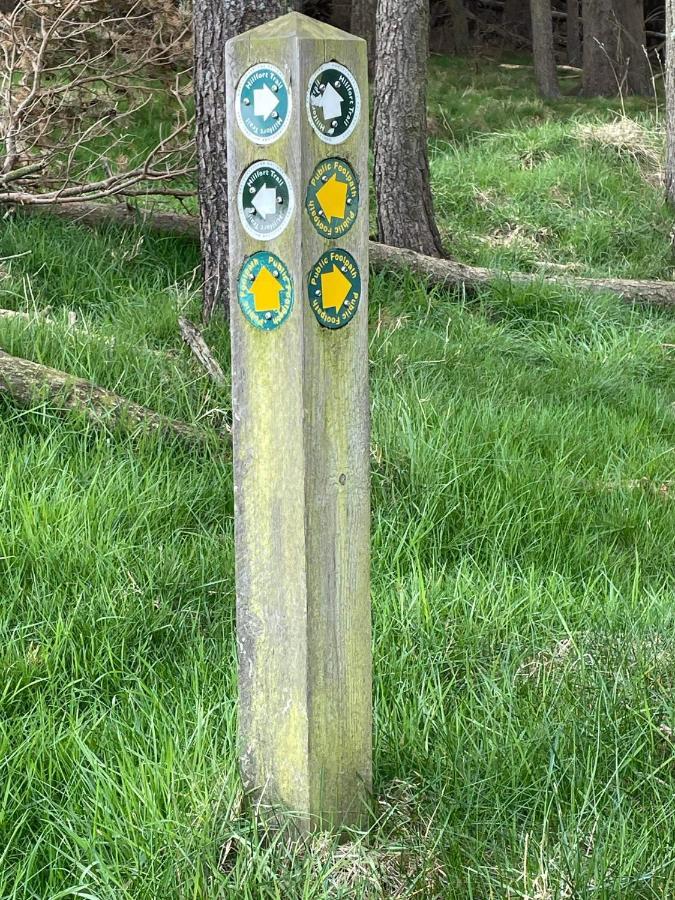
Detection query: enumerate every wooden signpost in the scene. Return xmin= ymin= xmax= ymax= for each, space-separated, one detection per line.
xmin=226 ymin=13 xmax=371 ymax=831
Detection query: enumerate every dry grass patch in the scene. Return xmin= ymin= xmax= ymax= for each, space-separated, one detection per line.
xmin=575 ymin=116 xmax=663 ymax=169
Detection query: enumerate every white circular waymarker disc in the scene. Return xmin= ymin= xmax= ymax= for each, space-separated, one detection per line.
xmin=235 ymin=62 xmax=292 ymax=146
xmin=306 ymin=61 xmax=361 ymax=145
xmin=237 ymin=160 xmax=295 ymax=241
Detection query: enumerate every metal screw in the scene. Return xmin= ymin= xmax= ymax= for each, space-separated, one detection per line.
xmin=272 ymin=84 xmax=279 ymax=93
xmin=243 ymin=98 xmax=250 ymax=106
xmin=331 ymin=120 xmax=338 ymax=128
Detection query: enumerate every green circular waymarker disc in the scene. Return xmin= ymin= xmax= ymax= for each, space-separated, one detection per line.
xmin=238 ymin=161 xmax=294 ymax=241
xmin=306 ymin=62 xmax=360 ymax=145
xmin=238 ymin=251 xmax=294 ymax=331
xmin=305 ymin=157 xmax=359 ymax=240
xmin=308 ymin=248 xmax=361 ymax=330
xmin=236 ymin=63 xmax=291 ymax=145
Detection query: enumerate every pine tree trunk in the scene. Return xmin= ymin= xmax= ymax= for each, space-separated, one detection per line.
xmin=374 ymin=0 xmax=444 ymax=257
xmin=351 ymin=0 xmax=376 ymax=75
xmin=530 ymin=0 xmax=560 ymax=98
xmin=616 ymin=0 xmax=651 ymax=95
xmin=581 ymin=0 xmax=650 ymax=96
xmin=193 ymin=0 xmax=285 ymax=323
xmin=666 ymin=0 xmax=675 ymax=205
xmin=566 ymin=0 xmax=581 ymax=66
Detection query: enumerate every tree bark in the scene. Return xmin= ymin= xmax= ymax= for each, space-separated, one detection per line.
xmin=530 ymin=0 xmax=560 ymax=98
xmin=351 ymin=0 xmax=376 ymax=75
xmin=666 ymin=0 xmax=675 ymax=206
xmin=581 ymin=0 xmax=650 ymax=96
xmin=193 ymin=0 xmax=285 ymax=324
xmin=566 ymin=0 xmax=581 ymax=66
xmin=373 ymin=0 xmax=444 ymax=257
xmin=617 ymin=0 xmax=651 ymax=94
xmin=430 ymin=0 xmax=471 ymax=56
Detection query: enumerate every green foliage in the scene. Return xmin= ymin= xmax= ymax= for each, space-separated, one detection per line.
xmin=0 ymin=59 xmax=674 ymax=898
xmin=427 ymin=56 xmax=671 ymax=280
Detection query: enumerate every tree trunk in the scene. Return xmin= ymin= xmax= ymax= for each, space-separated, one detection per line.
xmin=581 ymin=0 xmax=650 ymax=96
xmin=351 ymin=0 xmax=376 ymax=75
xmin=566 ymin=0 xmax=581 ymax=66
xmin=193 ymin=0 xmax=285 ymax=324
xmin=616 ymin=0 xmax=651 ymax=95
xmin=430 ymin=0 xmax=471 ymax=56
xmin=503 ymin=0 xmax=531 ymax=42
xmin=373 ymin=0 xmax=444 ymax=257
xmin=530 ymin=0 xmax=560 ymax=98
xmin=666 ymin=0 xmax=675 ymax=205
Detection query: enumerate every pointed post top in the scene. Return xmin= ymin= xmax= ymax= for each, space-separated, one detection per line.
xmin=229 ymin=11 xmax=362 ymax=43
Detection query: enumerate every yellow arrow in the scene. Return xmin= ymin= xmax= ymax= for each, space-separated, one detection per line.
xmin=250 ymin=265 xmax=282 ymax=312
xmin=316 ymin=174 xmax=348 ymax=221
xmin=321 ymin=265 xmax=351 ymax=312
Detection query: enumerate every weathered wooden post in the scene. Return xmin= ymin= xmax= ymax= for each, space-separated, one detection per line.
xmin=226 ymin=13 xmax=370 ymax=831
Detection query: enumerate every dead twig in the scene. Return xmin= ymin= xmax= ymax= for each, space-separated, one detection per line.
xmin=178 ymin=316 xmax=226 ymax=386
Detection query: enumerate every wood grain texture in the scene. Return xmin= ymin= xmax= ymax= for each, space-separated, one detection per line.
xmin=226 ymin=12 xmax=371 ymax=831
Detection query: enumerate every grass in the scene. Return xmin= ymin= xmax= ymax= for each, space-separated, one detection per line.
xmin=1 ymin=56 xmax=675 ymax=898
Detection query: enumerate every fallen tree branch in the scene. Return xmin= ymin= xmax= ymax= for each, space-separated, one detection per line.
xmin=367 ymin=243 xmax=675 ymax=307
xmin=7 ymin=198 xmax=199 ymax=238
xmin=10 ymin=200 xmax=675 ymax=307
xmin=0 ymin=348 xmax=219 ymax=446
xmin=178 ymin=316 xmax=226 ymax=385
